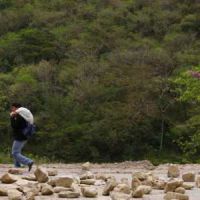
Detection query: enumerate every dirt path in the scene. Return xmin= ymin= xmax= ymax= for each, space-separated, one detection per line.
xmin=0 ymin=160 xmax=200 ymax=199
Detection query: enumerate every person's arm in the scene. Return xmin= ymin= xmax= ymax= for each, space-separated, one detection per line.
xmin=10 ymin=114 xmax=27 ymax=129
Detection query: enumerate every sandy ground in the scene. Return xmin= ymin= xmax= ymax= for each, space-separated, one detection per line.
xmin=0 ymin=160 xmax=200 ymax=199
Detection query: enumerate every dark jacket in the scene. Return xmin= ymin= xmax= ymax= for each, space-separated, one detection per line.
xmin=10 ymin=114 xmax=27 ymax=141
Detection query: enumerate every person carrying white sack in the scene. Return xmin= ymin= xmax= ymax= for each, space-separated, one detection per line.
xmin=10 ymin=103 xmax=34 ymax=171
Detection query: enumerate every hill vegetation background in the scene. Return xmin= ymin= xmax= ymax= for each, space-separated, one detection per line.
xmin=0 ymin=0 xmax=200 ymax=164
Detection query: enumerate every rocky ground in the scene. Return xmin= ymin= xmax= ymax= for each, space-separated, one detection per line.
xmin=0 ymin=160 xmax=200 ymax=199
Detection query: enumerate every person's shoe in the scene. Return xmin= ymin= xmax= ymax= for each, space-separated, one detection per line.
xmin=28 ymin=162 xmax=34 ymax=172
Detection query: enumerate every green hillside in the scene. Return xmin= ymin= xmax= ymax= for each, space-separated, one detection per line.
xmin=0 ymin=0 xmax=200 ymax=163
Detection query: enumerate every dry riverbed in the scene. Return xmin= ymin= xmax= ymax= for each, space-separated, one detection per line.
xmin=0 ymin=160 xmax=200 ymax=199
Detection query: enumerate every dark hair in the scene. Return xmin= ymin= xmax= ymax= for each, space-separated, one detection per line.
xmin=11 ymin=103 xmax=22 ymax=108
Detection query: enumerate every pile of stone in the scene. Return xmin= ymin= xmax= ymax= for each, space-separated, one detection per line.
xmin=163 ymin=164 xmax=197 ymax=200
xmin=0 ymin=162 xmax=111 ymax=199
xmin=0 ymin=162 xmax=199 ymax=200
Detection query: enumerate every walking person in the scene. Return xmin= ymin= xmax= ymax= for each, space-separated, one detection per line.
xmin=10 ymin=103 xmax=34 ymax=171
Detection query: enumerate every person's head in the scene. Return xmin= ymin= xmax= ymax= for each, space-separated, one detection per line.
xmin=11 ymin=103 xmax=21 ymax=112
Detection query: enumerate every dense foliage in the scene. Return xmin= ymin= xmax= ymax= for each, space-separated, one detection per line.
xmin=0 ymin=0 xmax=200 ymax=163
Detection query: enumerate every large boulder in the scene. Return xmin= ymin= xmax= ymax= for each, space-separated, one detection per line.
xmin=168 ymin=165 xmax=180 ymax=178
xmin=34 ymin=167 xmax=49 ymax=183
